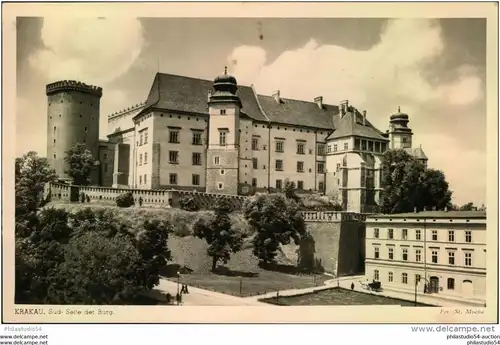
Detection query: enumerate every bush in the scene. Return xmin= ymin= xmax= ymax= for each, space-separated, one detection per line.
xmin=116 ymin=192 xmax=135 ymax=208
xmin=179 ymin=196 xmax=200 ymax=212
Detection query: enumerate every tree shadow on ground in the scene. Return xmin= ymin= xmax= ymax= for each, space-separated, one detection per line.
xmin=212 ymin=266 xmax=259 ymax=278
xmin=258 ymin=262 xmax=313 ymax=275
xmin=160 ymin=263 xmax=194 ymax=277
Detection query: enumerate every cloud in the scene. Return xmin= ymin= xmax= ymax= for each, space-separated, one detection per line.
xmin=29 ymin=17 xmax=144 ymax=85
xmin=228 ymin=19 xmax=486 ymax=205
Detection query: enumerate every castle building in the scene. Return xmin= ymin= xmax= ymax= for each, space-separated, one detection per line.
xmin=365 ymin=211 xmax=487 ymax=304
xmin=46 ymin=69 xmax=427 ymax=213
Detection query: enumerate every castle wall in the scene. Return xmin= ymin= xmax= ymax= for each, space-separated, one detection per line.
xmin=98 ymin=141 xmax=115 ymax=187
xmin=107 ymin=102 xmax=145 ymax=136
xmin=46 ymin=82 xmax=102 ymax=184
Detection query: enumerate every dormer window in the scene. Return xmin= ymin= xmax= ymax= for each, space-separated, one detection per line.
xmin=220 ymin=109 xmax=226 ymax=115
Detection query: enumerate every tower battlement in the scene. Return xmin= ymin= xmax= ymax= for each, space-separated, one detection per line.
xmin=108 ymin=101 xmax=146 ymax=119
xmin=46 ymin=80 xmax=103 ymax=98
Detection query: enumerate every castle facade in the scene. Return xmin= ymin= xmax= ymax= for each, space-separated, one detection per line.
xmin=46 ymin=70 xmax=427 ymax=213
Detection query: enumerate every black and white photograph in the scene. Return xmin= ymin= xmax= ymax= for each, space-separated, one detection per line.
xmin=4 ymin=2 xmax=498 ymax=325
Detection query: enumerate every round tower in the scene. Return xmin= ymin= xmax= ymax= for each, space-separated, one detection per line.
xmin=46 ymin=80 xmax=103 ymax=184
xmin=388 ymin=106 xmax=413 ymax=149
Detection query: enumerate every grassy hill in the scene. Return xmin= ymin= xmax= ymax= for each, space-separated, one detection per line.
xmin=46 ymin=202 xmax=329 ymax=297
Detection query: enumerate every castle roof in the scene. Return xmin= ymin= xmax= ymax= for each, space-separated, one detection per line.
xmin=404 ymin=146 xmax=428 ymax=160
xmin=134 ymin=72 xmax=383 ymax=137
xmin=326 ymin=110 xmax=389 ymax=141
xmin=368 ymin=210 xmax=486 ymax=220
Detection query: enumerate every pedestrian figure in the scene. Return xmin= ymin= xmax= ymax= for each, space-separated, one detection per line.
xmin=166 ymin=293 xmax=172 ymax=304
xmin=139 ymin=197 xmax=143 ymax=207
xmin=86 ymin=195 xmax=90 ymax=203
xmin=351 ymin=282 xmax=355 ymax=290
xmin=185 ymin=285 xmax=189 ymax=294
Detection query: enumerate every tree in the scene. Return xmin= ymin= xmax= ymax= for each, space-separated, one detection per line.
xmin=380 ymin=149 xmax=453 ymax=214
xmin=244 ymin=193 xmax=307 ymax=265
xmin=15 ymin=152 xmax=57 ymax=218
xmin=459 ymin=202 xmax=475 ymax=211
xmin=193 ymin=198 xmax=243 ymax=271
xmin=283 ymin=179 xmax=300 ymax=203
xmin=64 ymin=143 xmax=96 ymax=185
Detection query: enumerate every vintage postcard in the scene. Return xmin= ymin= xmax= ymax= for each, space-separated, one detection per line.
xmin=2 ymin=2 xmax=498 ymax=324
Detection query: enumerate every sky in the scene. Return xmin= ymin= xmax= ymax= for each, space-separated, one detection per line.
xmin=16 ymin=17 xmax=487 ymax=206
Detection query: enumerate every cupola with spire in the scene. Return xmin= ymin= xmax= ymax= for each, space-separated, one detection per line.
xmin=388 ymin=106 xmax=413 ymax=149
xmin=208 ymin=66 xmax=241 ymax=107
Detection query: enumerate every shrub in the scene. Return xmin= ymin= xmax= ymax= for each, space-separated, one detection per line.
xmin=116 ymin=192 xmax=135 ymax=208
xmin=179 ymin=196 xmax=200 ymax=212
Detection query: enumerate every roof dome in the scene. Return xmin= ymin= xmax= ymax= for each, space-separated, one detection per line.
xmin=214 ymin=66 xmax=237 ymax=86
xmin=390 ymin=106 xmax=409 ymax=120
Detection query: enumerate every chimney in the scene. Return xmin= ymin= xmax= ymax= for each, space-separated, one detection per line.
xmin=314 ymin=96 xmax=323 ymax=109
xmin=207 ymin=90 xmax=212 ymax=102
xmin=273 ymin=90 xmax=281 ymax=103
xmin=340 ymin=100 xmax=349 ymax=117
xmin=362 ymin=110 xmax=367 ymax=125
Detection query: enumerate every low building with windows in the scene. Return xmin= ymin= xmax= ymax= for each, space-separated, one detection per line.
xmin=46 ymin=70 xmax=428 ymax=213
xmin=365 ymin=211 xmax=487 ymax=303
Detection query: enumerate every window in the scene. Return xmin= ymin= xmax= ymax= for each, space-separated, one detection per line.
xmin=219 ymin=131 xmax=227 ymax=146
xmin=144 ymin=130 xmax=148 ymax=144
xmin=275 ymin=160 xmax=283 ymax=171
xmin=402 ymin=248 xmax=408 ymax=261
xmin=252 ymin=158 xmax=258 ymax=169
xmin=388 ymin=248 xmax=394 ymax=260
xmin=415 ymin=249 xmax=422 ymax=262
xmin=318 ymin=181 xmax=324 ymax=191
xmin=214 ymin=156 xmax=220 ymax=165
xmin=402 ymin=137 xmax=407 ymax=143
xmin=402 ymin=273 xmax=408 ymax=284
xmin=416 ymin=229 xmax=421 ymax=240
xmin=53 ymin=154 xmax=56 ymax=159
xmin=139 ymin=132 xmax=143 ymax=146
xmin=220 ymin=169 xmax=225 ymax=175
xmin=218 ymin=182 xmax=224 ymax=190
xmin=448 ymin=251 xmax=455 ymax=265
xmin=464 ymin=252 xmax=472 ymax=266
xmin=192 ymin=132 xmax=202 ymax=145
xmin=144 ymin=174 xmax=147 ymax=184
xmin=368 ymin=141 xmax=374 ymax=151
xmin=139 ymin=175 xmax=142 ymax=184
xmin=192 ymin=174 xmax=200 ymax=186
xmin=84 ymin=126 xmax=88 ymax=132
xmin=432 ymin=230 xmax=438 ymax=241
xmin=327 ymin=145 xmax=331 ymax=153
xmin=104 ymin=153 xmax=108 ymax=160
xmin=388 ymin=272 xmax=393 ymax=282
xmin=252 ymin=178 xmax=257 ymax=187
xmin=169 ymin=173 xmax=177 ymax=185
xmin=317 ymin=144 xmax=325 ymax=156
xmin=220 ymin=109 xmax=226 ymax=115
xmin=276 ymin=179 xmax=282 ymax=190
xmin=388 ymin=229 xmax=394 ymax=240
xmin=336 ymin=163 xmax=340 ymax=172
xmin=252 ymin=138 xmax=259 ymax=150
xmin=344 ymin=142 xmax=348 ymax=150
xmin=448 ymin=230 xmax=455 ymax=242
xmin=297 ymin=181 xmax=304 ymax=190
xmin=333 ymin=144 xmax=338 ymax=152
xmin=465 ymin=231 xmax=472 ymax=243
xmin=104 ymin=164 xmax=108 ymax=173
xmin=375 ymin=142 xmax=380 ymax=152
xmin=402 ymin=229 xmax=408 ymax=240
xmin=317 ymin=162 xmax=325 ymax=174
xmin=374 ymin=247 xmax=379 ymax=259
xmin=297 ymin=161 xmax=304 ymax=172
xmin=374 ymin=228 xmax=379 ymax=238
xmin=447 ymin=278 xmax=455 ymax=290
xmin=361 ymin=140 xmax=367 ymax=150
xmin=276 ymin=141 xmax=284 ymax=153
xmin=431 ymin=250 xmax=438 ymax=264
xmin=169 ymin=151 xmax=178 ymax=164
xmin=192 ymin=153 xmax=202 ymax=165
xmin=169 ymin=130 xmax=179 ymax=143
xmin=415 ymin=274 xmax=421 ymax=284
xmin=297 ymin=142 xmax=305 ymax=154
xmin=139 ymin=154 xmax=143 ymax=165
xmin=144 ymin=153 xmax=148 ymax=164
xmin=374 ymin=270 xmax=379 ymax=281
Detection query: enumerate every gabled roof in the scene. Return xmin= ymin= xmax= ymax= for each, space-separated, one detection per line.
xmin=404 ymin=147 xmax=428 ymax=160
xmin=326 ymin=110 xmax=389 ymax=141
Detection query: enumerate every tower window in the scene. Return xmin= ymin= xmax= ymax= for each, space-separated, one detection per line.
xmin=217 ymin=182 xmax=224 ymax=190
xmin=53 ymin=154 xmax=56 ymax=159
xmin=84 ymin=127 xmax=88 ymax=132
xmin=402 ymin=137 xmax=407 ymax=143
xmin=220 ymin=109 xmax=226 ymax=115
xmin=219 ymin=130 xmax=227 ymax=146
xmin=214 ymin=156 xmax=220 ymax=165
